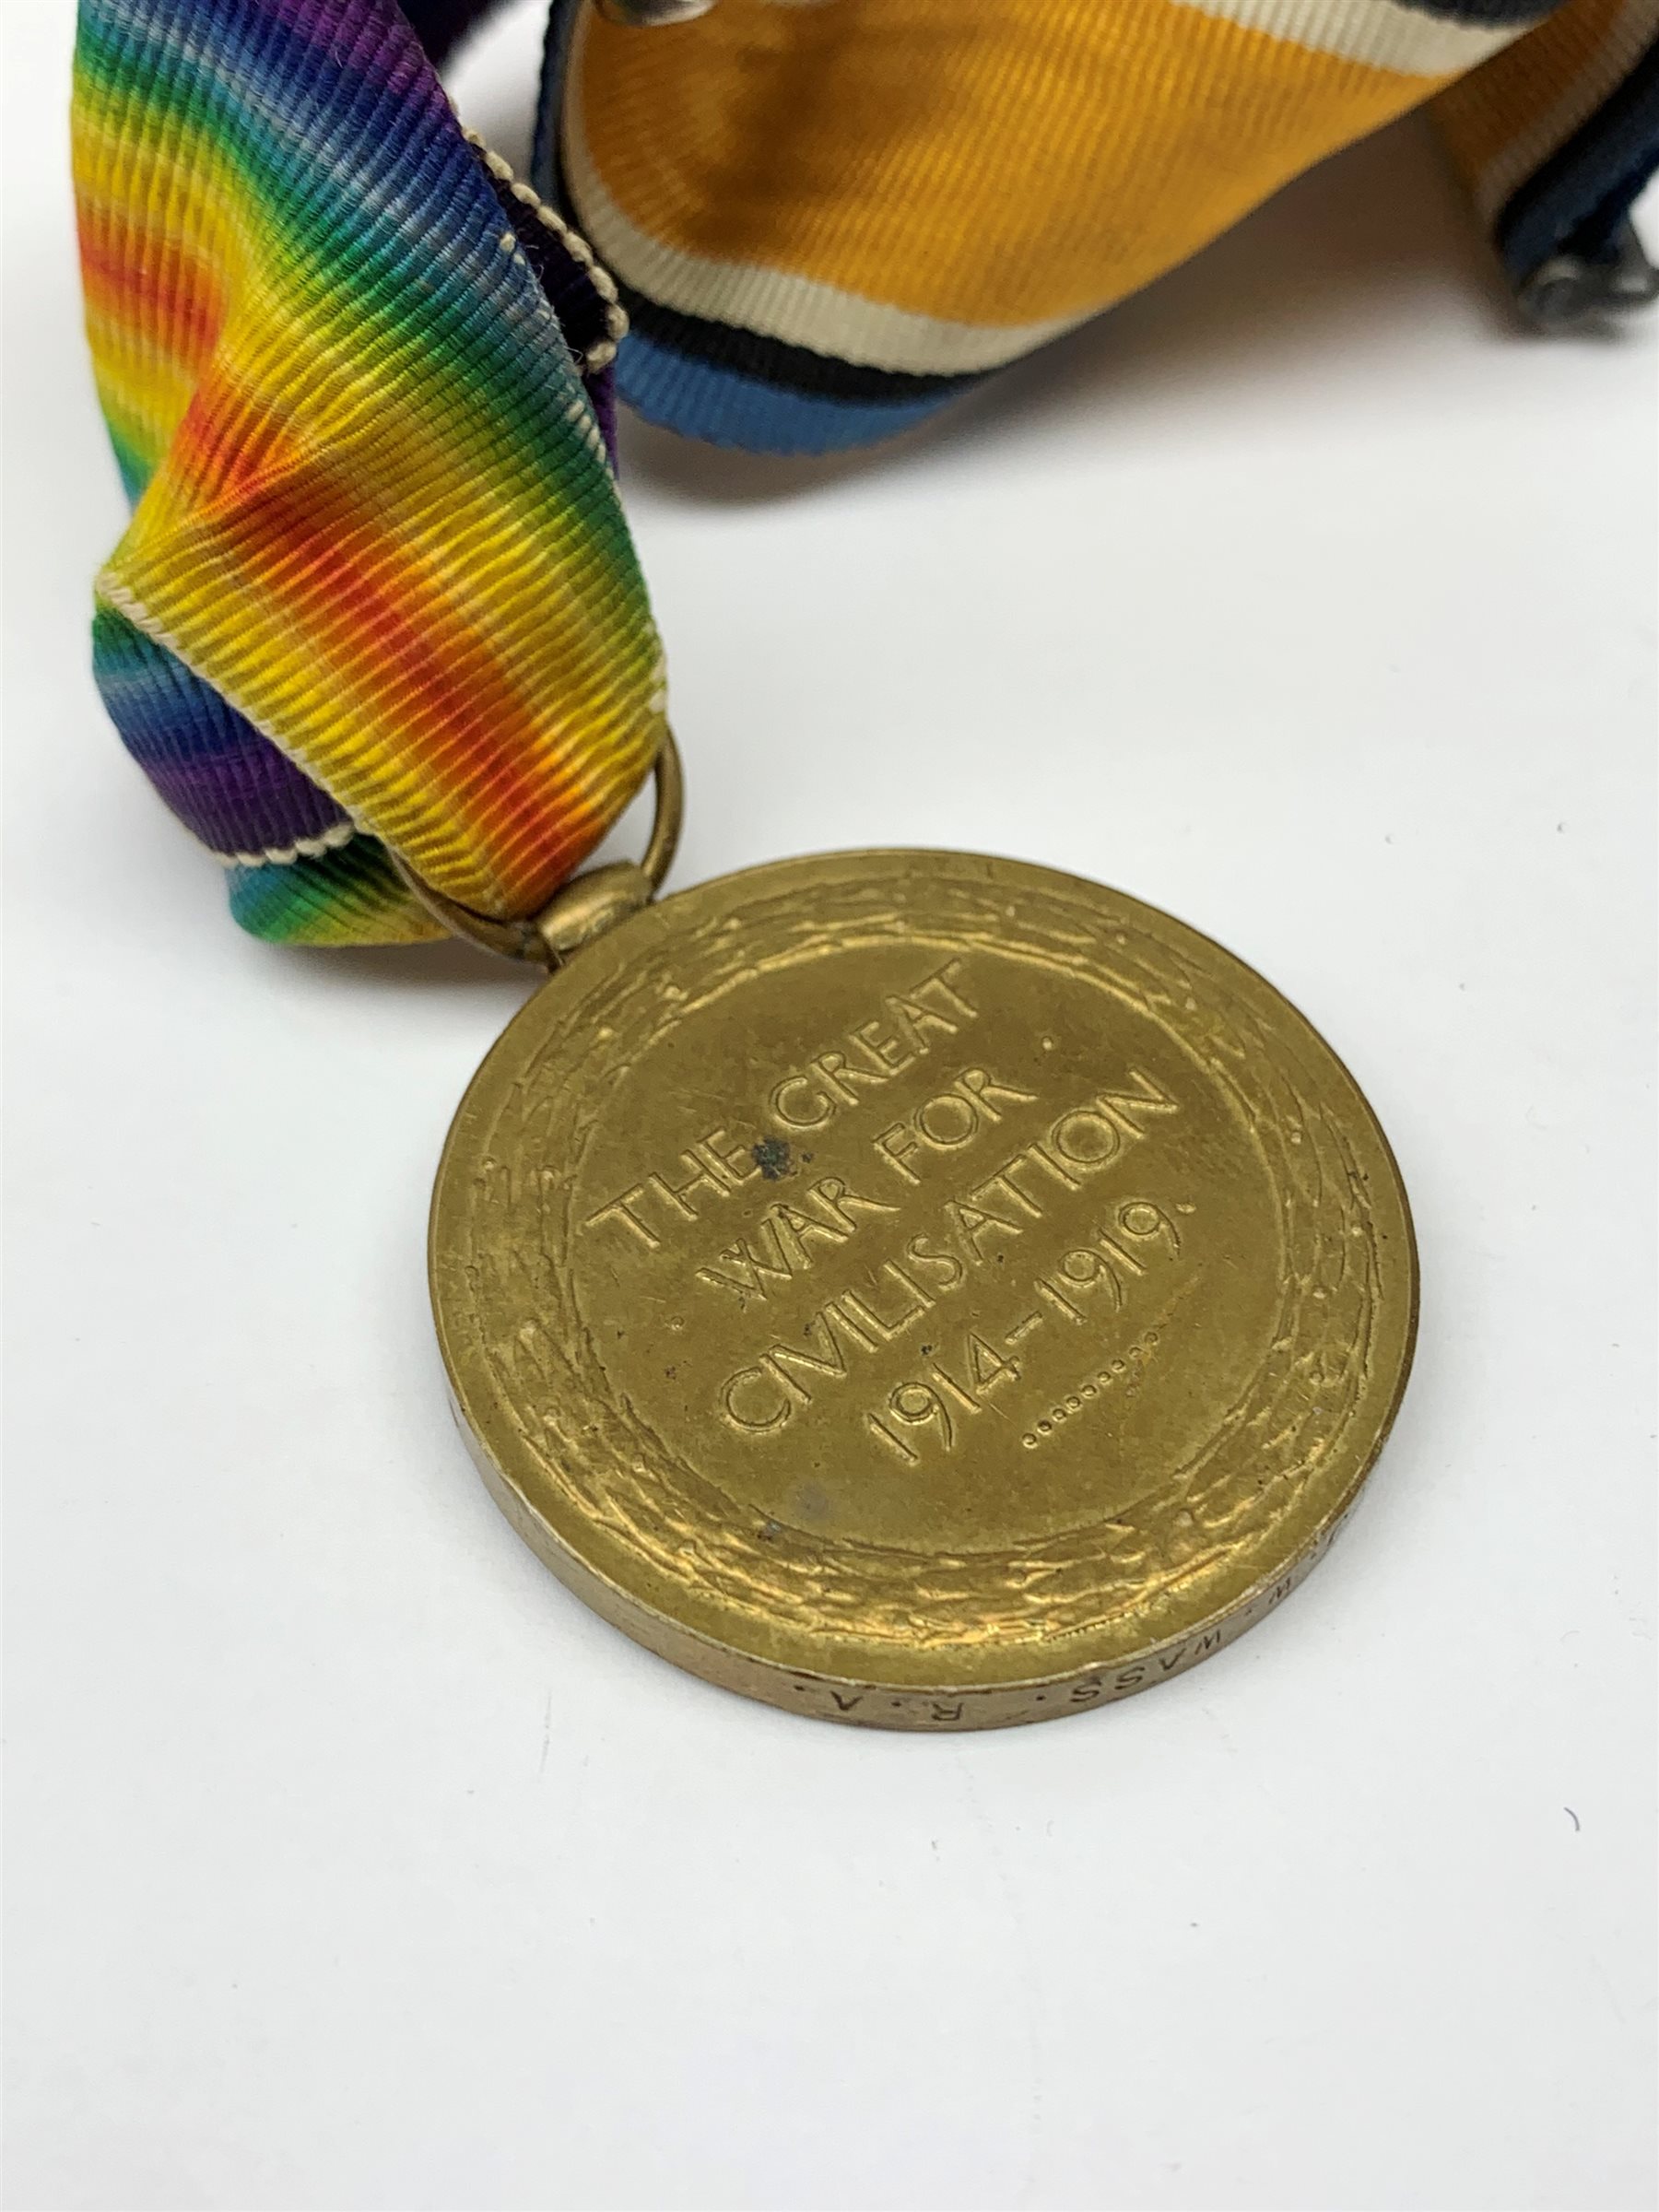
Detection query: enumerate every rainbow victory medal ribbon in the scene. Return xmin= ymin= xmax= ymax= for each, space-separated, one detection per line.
xmin=74 ymin=0 xmax=665 ymax=947
xmin=76 ymin=0 xmax=1657 ymax=942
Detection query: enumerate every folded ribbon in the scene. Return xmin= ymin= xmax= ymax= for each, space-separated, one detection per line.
xmin=74 ymin=0 xmax=1657 ymax=945
xmin=546 ymin=0 xmax=1659 ymax=452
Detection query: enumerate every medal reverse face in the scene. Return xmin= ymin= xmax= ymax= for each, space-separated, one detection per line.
xmin=430 ymin=851 xmax=1417 ymax=1728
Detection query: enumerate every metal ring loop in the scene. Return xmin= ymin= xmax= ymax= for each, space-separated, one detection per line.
xmin=638 ymin=720 xmax=684 ymax=892
xmin=390 ymin=727 xmax=683 ymax=964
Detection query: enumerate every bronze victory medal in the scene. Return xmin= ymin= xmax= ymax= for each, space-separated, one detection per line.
xmin=430 ymin=851 xmax=1417 ymax=1728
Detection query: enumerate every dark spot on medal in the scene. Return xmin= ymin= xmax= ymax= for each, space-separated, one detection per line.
xmin=751 ymin=1136 xmax=794 ymax=1180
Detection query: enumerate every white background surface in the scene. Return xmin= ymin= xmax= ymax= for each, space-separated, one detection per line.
xmin=5 ymin=3 xmax=1656 ymax=2207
